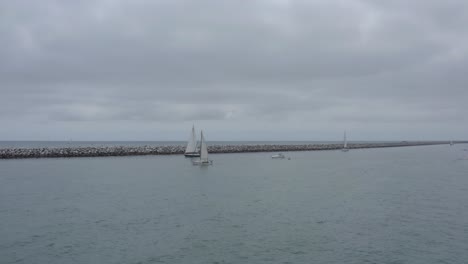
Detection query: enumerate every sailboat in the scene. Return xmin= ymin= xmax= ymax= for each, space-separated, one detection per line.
xmin=450 ymin=140 xmax=454 ymax=146
xmin=192 ymin=130 xmax=212 ymax=165
xmin=184 ymin=125 xmax=200 ymax=157
xmin=341 ymin=131 xmax=349 ymax=152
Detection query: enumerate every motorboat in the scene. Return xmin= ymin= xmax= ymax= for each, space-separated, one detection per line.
xmin=271 ymin=153 xmax=285 ymax=159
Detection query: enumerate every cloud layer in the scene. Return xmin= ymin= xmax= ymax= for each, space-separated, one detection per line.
xmin=1 ymin=0 xmax=468 ymax=140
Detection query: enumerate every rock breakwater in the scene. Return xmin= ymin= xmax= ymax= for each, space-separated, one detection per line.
xmin=0 ymin=141 xmax=457 ymax=159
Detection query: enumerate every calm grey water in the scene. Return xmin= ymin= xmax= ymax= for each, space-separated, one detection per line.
xmin=1 ymin=144 xmax=468 ymax=264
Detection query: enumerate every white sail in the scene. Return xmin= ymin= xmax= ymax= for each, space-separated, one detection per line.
xmin=343 ymin=131 xmax=347 ymax=148
xmin=185 ymin=125 xmax=198 ymax=154
xmin=200 ymin=131 xmax=208 ymax=162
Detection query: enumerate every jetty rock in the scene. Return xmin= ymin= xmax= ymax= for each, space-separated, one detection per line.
xmin=0 ymin=141 xmax=460 ymax=159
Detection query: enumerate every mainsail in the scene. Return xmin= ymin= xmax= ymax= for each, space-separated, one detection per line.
xmin=185 ymin=125 xmax=198 ymax=154
xmin=200 ymin=131 xmax=208 ymax=162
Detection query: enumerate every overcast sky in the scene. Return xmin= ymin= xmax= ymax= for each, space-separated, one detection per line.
xmin=1 ymin=0 xmax=468 ymax=141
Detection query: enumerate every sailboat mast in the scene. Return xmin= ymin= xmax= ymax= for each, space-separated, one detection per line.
xmin=344 ymin=131 xmax=347 ymax=148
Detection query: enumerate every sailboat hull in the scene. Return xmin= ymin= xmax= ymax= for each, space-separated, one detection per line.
xmin=184 ymin=152 xmax=201 ymax=157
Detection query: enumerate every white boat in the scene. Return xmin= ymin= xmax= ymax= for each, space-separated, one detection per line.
xmin=192 ymin=130 xmax=212 ymax=165
xmin=341 ymin=131 xmax=349 ymax=152
xmin=185 ymin=125 xmax=200 ymax=157
xmin=271 ymin=153 xmax=285 ymax=159
xmin=450 ymin=140 xmax=454 ymax=146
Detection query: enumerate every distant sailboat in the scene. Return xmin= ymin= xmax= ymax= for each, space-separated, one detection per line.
xmin=341 ymin=131 xmax=349 ymax=152
xmin=192 ymin=130 xmax=212 ymax=165
xmin=185 ymin=125 xmax=200 ymax=157
xmin=450 ymin=140 xmax=454 ymax=146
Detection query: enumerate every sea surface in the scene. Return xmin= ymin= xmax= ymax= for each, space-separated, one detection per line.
xmin=1 ymin=144 xmax=468 ymax=263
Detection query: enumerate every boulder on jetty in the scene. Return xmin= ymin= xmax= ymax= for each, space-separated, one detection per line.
xmin=0 ymin=141 xmax=454 ymax=159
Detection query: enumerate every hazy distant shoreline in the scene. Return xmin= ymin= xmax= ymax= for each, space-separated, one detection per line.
xmin=0 ymin=141 xmax=462 ymax=159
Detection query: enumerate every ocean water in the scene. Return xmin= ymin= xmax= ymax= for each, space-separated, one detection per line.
xmin=1 ymin=144 xmax=468 ymax=263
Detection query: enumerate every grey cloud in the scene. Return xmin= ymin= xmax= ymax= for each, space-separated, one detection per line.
xmin=1 ymin=0 xmax=468 ymax=140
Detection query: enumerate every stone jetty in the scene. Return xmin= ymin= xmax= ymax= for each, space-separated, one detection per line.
xmin=0 ymin=141 xmax=460 ymax=159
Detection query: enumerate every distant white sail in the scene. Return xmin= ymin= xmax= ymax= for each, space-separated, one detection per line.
xmin=200 ymin=131 xmax=208 ymax=162
xmin=343 ymin=131 xmax=347 ymax=149
xmin=185 ymin=125 xmax=198 ymax=154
